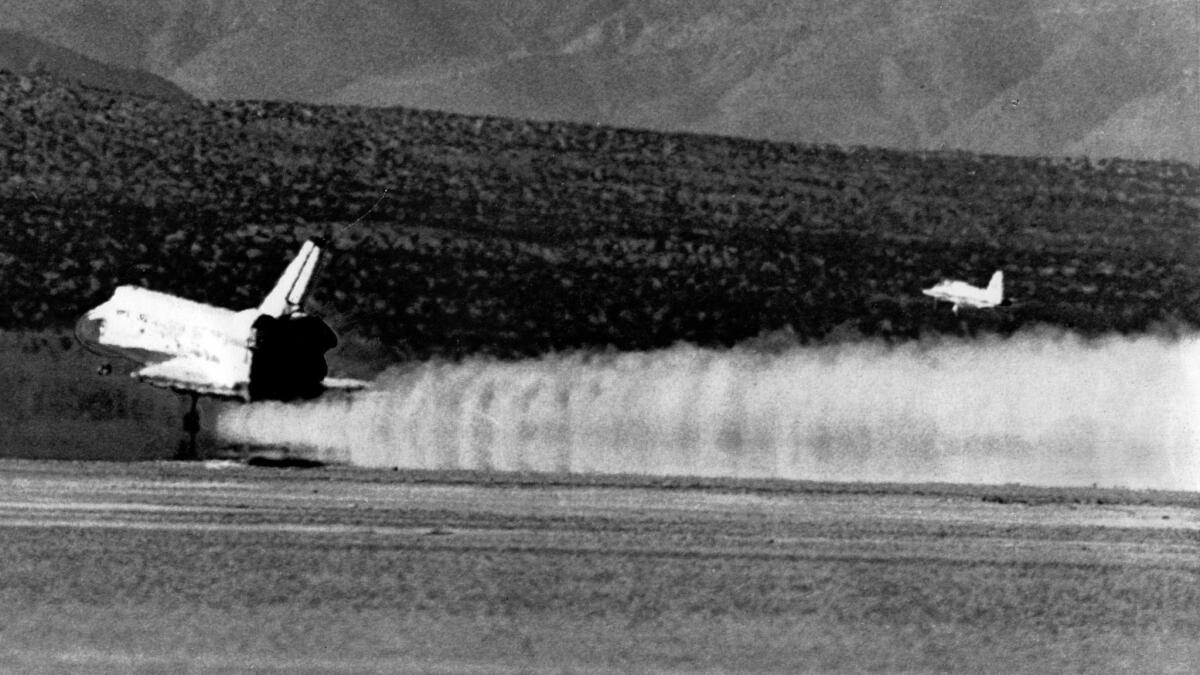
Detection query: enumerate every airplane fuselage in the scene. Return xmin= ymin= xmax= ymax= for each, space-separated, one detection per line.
xmin=922 ymin=284 xmax=996 ymax=310
xmin=922 ymin=271 xmax=1004 ymax=314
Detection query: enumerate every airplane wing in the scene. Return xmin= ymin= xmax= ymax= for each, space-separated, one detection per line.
xmin=133 ymin=358 xmax=249 ymax=400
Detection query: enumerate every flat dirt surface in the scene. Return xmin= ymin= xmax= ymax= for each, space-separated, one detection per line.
xmin=3 ymin=460 xmax=1200 ymax=673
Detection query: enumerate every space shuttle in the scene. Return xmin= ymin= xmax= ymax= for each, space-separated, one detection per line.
xmin=922 ymin=270 xmax=1005 ymax=314
xmin=76 ymin=238 xmax=366 ymax=402
xmin=75 ymin=239 xmax=367 ymax=454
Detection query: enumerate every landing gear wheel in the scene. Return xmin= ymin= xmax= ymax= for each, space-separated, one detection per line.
xmin=176 ymin=394 xmax=202 ymax=460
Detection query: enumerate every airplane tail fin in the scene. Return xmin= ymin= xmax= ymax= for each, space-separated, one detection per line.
xmin=985 ymin=270 xmax=1004 ymax=304
xmin=257 ymin=239 xmax=324 ymax=318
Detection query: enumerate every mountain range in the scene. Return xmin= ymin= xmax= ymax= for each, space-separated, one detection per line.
xmin=0 ymin=28 xmax=189 ymax=100
xmin=1 ymin=0 xmax=1196 ymax=162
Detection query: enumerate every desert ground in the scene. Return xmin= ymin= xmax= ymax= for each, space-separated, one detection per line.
xmin=2 ymin=459 xmax=1199 ymax=673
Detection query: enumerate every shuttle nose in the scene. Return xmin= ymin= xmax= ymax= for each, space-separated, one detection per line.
xmin=74 ymin=313 xmax=104 ymax=348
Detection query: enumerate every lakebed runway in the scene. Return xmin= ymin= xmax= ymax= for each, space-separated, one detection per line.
xmin=3 ymin=460 xmax=1200 ymax=673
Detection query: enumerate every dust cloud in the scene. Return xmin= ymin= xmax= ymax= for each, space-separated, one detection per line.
xmin=217 ymin=330 xmax=1200 ymax=490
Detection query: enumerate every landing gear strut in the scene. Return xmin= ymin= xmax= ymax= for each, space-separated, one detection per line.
xmin=176 ymin=393 xmax=201 ymax=460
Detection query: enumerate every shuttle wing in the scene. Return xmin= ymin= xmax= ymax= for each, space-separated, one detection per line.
xmin=132 ymin=360 xmax=364 ymax=400
xmin=320 ymin=376 xmax=370 ymax=393
xmin=133 ymin=357 xmax=249 ymax=400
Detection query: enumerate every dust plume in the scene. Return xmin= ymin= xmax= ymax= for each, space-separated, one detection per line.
xmin=217 ymin=329 xmax=1200 ymax=490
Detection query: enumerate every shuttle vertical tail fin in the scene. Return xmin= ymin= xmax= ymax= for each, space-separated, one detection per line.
xmin=257 ymin=239 xmax=323 ymax=318
xmin=985 ymin=270 xmax=1004 ymax=305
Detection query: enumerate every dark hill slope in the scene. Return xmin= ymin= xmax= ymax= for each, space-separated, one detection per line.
xmin=0 ymin=30 xmax=190 ymax=101
xmin=1 ymin=71 xmax=1197 ymax=360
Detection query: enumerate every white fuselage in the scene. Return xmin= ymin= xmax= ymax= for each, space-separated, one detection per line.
xmin=77 ymin=286 xmax=259 ymax=398
xmin=921 ymin=271 xmax=1004 ymax=314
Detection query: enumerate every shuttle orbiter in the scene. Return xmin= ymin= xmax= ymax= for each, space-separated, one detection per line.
xmin=76 ymin=238 xmax=366 ymax=455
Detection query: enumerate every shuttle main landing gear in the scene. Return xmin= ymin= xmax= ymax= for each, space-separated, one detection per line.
xmin=176 ymin=393 xmax=201 ymax=460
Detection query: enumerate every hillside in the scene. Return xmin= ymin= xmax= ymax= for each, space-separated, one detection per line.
xmin=0 ymin=29 xmax=190 ymax=101
xmin=0 ymin=0 xmax=1195 ymax=162
xmin=1 ymin=71 xmax=1198 ymax=361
